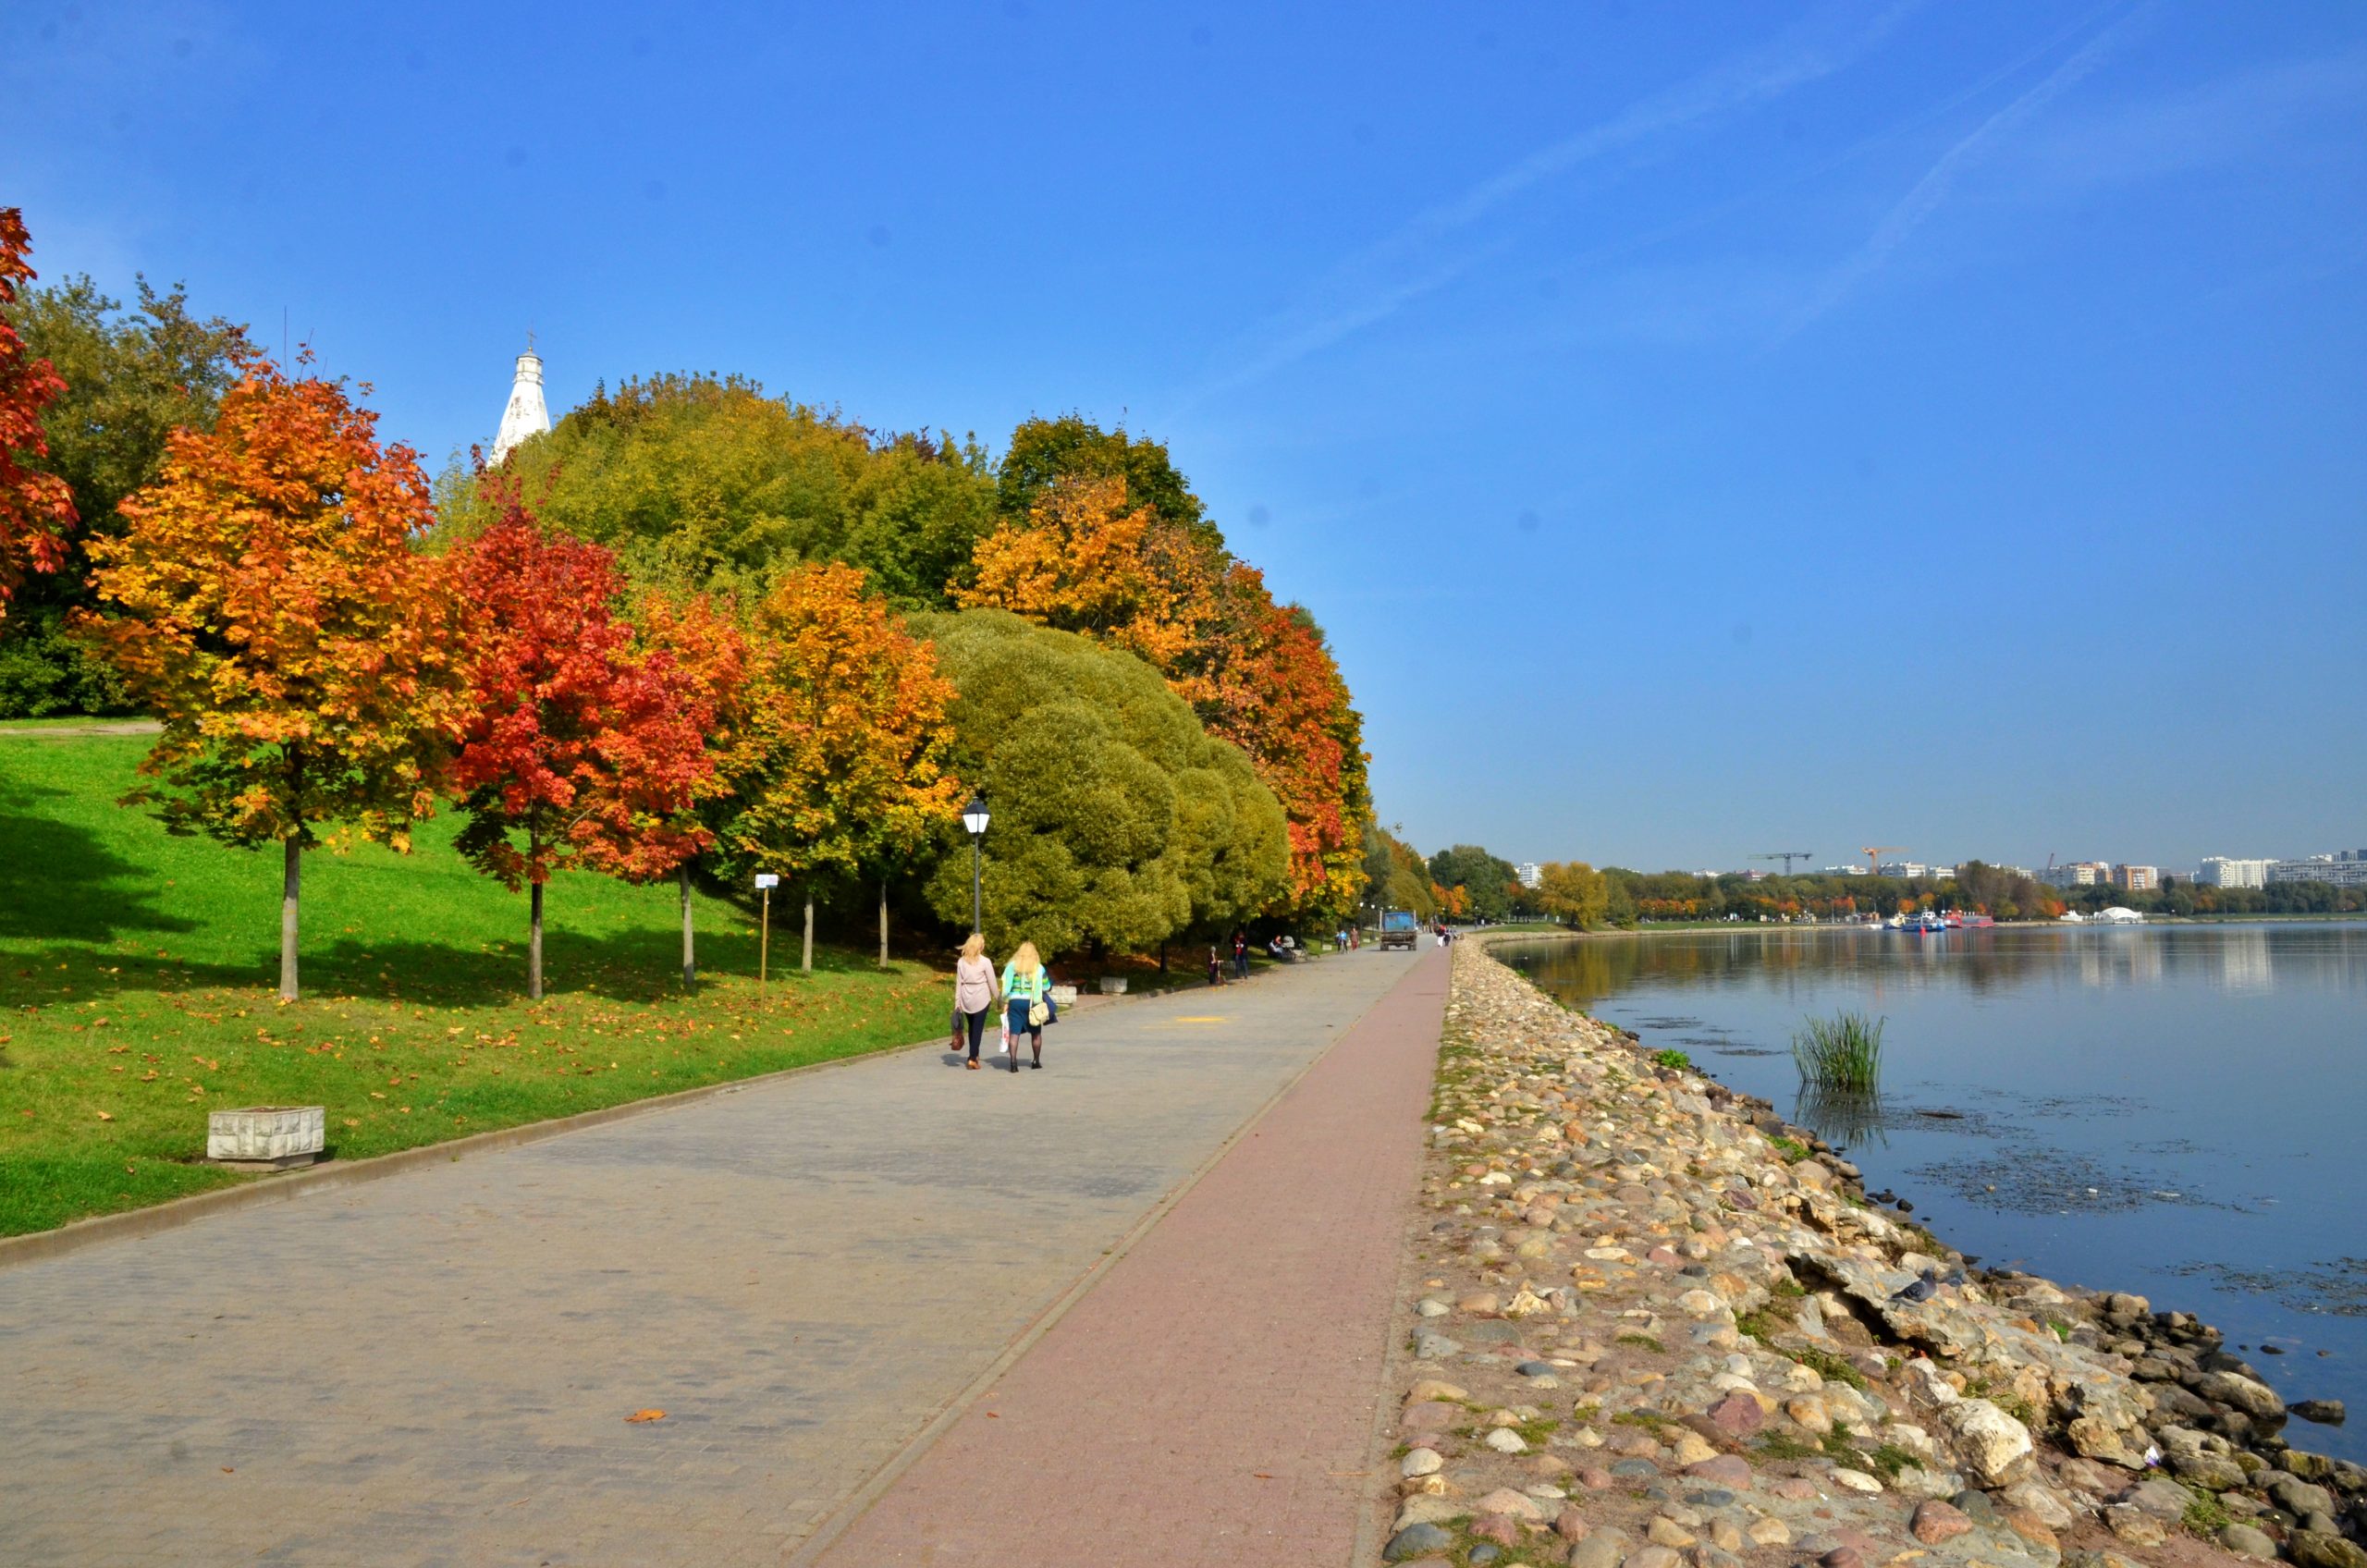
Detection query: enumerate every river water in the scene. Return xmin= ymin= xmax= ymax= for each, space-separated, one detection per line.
xmin=1500 ymin=921 xmax=2367 ymax=1458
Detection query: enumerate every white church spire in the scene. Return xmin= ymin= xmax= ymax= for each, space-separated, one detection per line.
xmin=490 ymin=335 xmax=550 ymax=462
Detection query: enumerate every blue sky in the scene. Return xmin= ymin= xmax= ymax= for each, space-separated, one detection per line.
xmin=6 ymin=2 xmax=2361 ymax=875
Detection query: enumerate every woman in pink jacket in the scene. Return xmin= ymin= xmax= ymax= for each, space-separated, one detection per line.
xmin=952 ymin=933 xmax=1000 ymax=1070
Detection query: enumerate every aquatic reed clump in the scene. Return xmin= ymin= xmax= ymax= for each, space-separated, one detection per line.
xmin=1793 ymin=1011 xmax=1886 ymax=1091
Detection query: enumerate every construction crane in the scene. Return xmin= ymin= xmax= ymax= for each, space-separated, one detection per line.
xmin=1861 ymin=845 xmax=1907 ymax=877
xmin=1752 ymin=851 xmax=1813 ymax=875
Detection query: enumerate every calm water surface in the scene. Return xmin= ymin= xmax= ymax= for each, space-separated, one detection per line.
xmin=1502 ymin=922 xmax=2367 ymax=1458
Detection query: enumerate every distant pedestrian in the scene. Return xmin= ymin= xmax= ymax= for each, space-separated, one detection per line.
xmin=1208 ymin=945 xmax=1222 ymax=986
xmin=1232 ymin=927 xmax=1249 ymax=980
xmin=952 ymin=933 xmax=999 ymax=1071
xmin=1000 ymin=940 xmax=1052 ymax=1072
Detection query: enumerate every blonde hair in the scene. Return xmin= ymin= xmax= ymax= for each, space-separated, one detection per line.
xmin=960 ymin=933 xmax=986 ymax=961
xmin=1011 ymin=940 xmax=1041 ymax=973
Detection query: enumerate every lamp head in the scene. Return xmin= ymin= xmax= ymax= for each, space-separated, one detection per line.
xmin=961 ymin=795 xmax=990 ymax=837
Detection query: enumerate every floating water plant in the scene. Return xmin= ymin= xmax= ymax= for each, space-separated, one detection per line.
xmin=1793 ymin=1011 xmax=1886 ymax=1092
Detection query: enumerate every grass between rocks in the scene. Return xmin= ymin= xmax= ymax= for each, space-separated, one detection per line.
xmin=2184 ymin=1489 xmax=2233 ymax=1537
xmin=0 ymin=735 xmax=951 ymax=1237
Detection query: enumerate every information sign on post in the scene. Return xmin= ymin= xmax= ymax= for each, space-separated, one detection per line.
xmin=754 ymin=875 xmax=779 ymax=998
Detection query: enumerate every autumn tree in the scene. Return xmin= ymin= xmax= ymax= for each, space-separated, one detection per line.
xmin=956 ymin=473 xmax=1220 ymax=688
xmin=627 ymin=587 xmax=747 ymax=987
xmin=715 ymin=561 xmax=965 ymax=973
xmin=0 ymin=263 xmax=244 ymax=714
xmin=996 ymin=414 xmax=1218 ymax=549
xmin=0 ymin=209 xmax=76 ymax=622
xmin=1362 ymin=821 xmax=1439 ymax=920
xmin=86 ymin=349 xmax=461 ymax=1000
xmin=448 ymin=498 xmax=717 ymax=998
xmin=1537 ymin=862 xmax=1611 ymax=929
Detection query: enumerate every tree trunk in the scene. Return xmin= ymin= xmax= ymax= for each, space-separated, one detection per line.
xmin=878 ymin=877 xmax=889 ymax=969
xmin=278 ymin=836 xmax=301 ymax=1003
xmin=802 ymin=890 xmax=815 ymax=974
xmin=529 ymin=880 xmax=545 ymax=1001
xmin=680 ymin=863 xmax=696 ymax=991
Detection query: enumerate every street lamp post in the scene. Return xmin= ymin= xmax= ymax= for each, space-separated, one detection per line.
xmin=961 ymin=795 xmax=990 ymax=934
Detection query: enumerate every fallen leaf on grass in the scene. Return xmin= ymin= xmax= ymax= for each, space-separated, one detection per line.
xmin=625 ymin=1409 xmax=667 ymax=1424
xmin=95 ymin=1110 xmax=114 ymax=1121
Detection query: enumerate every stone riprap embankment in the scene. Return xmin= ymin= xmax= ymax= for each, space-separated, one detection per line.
xmin=1376 ymin=941 xmax=2367 ymax=1568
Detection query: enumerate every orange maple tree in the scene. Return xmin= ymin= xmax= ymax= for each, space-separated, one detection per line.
xmin=86 ymin=349 xmax=462 ymax=1001
xmin=0 ymin=208 xmax=77 ymax=619
xmin=448 ymin=494 xmax=720 ymax=999
xmin=632 ymin=586 xmax=750 ymax=987
xmin=956 ymin=473 xmax=1221 ymax=693
xmin=718 ymin=561 xmax=963 ymax=972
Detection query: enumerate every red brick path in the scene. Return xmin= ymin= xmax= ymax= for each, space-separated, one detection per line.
xmin=811 ymin=948 xmax=1449 ymax=1566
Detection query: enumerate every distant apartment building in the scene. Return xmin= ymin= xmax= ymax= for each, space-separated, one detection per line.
xmin=1515 ymin=862 xmax=1542 ymax=890
xmin=1877 ymin=861 xmax=1923 ymax=878
xmin=2042 ymin=861 xmax=2112 ymax=888
xmin=2199 ymin=857 xmax=2271 ymax=888
xmin=2268 ymin=851 xmax=2367 ymax=888
xmin=2113 ymin=864 xmax=2159 ymax=892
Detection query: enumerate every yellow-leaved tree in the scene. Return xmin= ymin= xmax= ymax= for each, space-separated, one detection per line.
xmin=717 ymin=562 xmax=964 ymax=972
xmin=86 ymin=351 xmax=462 ymax=1000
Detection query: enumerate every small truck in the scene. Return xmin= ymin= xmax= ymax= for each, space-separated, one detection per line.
xmin=1378 ymin=909 xmax=1420 ymax=950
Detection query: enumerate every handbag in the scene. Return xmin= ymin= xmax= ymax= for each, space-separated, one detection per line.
xmin=1027 ymin=999 xmax=1050 ymax=1028
xmin=949 ymin=1006 xmax=964 ymax=1050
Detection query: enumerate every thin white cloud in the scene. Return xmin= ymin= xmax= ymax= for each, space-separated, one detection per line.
xmin=1779 ymin=6 xmax=2147 ymax=337
xmin=1176 ymin=4 xmax=1924 ymax=407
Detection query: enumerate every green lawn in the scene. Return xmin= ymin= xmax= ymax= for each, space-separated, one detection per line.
xmin=0 ymin=733 xmax=950 ymax=1236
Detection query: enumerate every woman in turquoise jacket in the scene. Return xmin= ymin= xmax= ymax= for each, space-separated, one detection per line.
xmin=1000 ymin=940 xmax=1051 ymax=1073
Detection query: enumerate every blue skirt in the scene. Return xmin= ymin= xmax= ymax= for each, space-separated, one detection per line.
xmin=1007 ymin=998 xmax=1038 ymax=1035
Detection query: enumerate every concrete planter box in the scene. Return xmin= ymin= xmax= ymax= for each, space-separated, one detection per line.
xmin=207 ymin=1105 xmax=325 ymax=1170
xmin=1096 ymin=975 xmax=1129 ymax=995
xmin=1049 ymin=985 xmax=1079 ymax=1009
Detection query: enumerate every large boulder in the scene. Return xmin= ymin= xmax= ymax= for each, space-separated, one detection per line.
xmin=1939 ymin=1398 xmax=2036 ymax=1487
xmin=2193 ymin=1370 xmax=2287 ymax=1429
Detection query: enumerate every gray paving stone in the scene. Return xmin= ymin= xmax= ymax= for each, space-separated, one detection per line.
xmin=0 ymin=954 xmax=1412 ymax=1566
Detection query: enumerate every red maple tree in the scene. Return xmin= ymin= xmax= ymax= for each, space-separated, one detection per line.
xmin=448 ymin=492 xmax=719 ymax=998
xmin=0 ymin=208 xmax=76 ymax=617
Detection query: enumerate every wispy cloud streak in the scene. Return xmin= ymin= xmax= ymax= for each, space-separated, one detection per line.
xmin=1780 ymin=6 xmax=2147 ymax=337
xmin=1177 ymin=5 xmax=1922 ymax=406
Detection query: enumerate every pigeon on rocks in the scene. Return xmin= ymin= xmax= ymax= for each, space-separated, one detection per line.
xmin=1891 ymin=1268 xmax=1940 ymax=1304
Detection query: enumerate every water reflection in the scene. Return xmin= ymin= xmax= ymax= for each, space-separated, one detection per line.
xmin=1499 ymin=922 xmax=2365 ymax=1009
xmin=1795 ymin=1086 xmax=1889 ymax=1150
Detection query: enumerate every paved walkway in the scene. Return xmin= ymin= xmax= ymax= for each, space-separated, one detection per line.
xmin=0 ymin=950 xmax=1429 ymax=1567
xmin=811 ymin=945 xmax=1449 ymax=1566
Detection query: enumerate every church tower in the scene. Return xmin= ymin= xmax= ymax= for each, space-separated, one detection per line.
xmin=490 ymin=338 xmax=550 ymax=462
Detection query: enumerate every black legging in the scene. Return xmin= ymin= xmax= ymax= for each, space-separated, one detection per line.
xmin=961 ymin=1007 xmax=989 ymax=1060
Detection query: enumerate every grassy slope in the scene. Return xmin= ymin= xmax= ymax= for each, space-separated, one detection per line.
xmin=0 ymin=733 xmax=949 ymax=1236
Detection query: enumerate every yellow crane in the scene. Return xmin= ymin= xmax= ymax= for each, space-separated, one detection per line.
xmin=1861 ymin=845 xmax=1907 ymax=877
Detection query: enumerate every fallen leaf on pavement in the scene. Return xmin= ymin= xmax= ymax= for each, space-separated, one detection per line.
xmin=625 ymin=1409 xmax=666 ymax=1424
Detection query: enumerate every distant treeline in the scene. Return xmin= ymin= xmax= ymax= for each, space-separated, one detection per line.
xmin=1399 ymin=851 xmax=2365 ymax=928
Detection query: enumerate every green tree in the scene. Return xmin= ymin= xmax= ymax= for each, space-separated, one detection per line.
xmin=0 ymin=274 xmax=245 ymax=716
xmin=916 ymin=609 xmax=1286 ymax=957
xmin=996 ymin=414 xmax=1221 ymax=550
xmin=1429 ymin=843 xmax=1517 ymax=922
xmin=431 ymin=374 xmax=998 ymax=612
